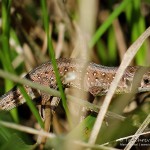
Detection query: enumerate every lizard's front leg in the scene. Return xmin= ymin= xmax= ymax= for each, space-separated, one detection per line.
xmin=38 ymin=93 xmax=52 ymax=150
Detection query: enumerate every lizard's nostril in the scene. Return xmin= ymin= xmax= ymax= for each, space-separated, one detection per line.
xmin=126 ymin=79 xmax=131 ymax=87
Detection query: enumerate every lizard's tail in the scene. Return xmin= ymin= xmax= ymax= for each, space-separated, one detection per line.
xmin=0 ymin=86 xmax=25 ymax=111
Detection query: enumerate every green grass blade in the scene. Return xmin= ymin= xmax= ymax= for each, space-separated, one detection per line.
xmin=1 ymin=0 xmax=44 ymax=126
xmin=96 ymin=40 xmax=108 ymax=65
xmin=89 ymin=0 xmax=131 ymax=48
xmin=107 ymin=26 xmax=117 ymax=65
xmin=40 ymin=0 xmax=70 ymax=120
xmin=1 ymin=0 xmax=19 ymax=123
xmin=67 ymin=115 xmax=96 ymax=141
xmin=125 ymin=0 xmax=147 ymax=65
xmin=19 ymin=86 xmax=44 ymax=128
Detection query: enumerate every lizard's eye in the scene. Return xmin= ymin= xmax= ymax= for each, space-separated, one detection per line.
xmin=143 ymin=78 xmax=150 ymax=85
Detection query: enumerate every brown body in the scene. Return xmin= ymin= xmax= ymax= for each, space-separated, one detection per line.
xmin=0 ymin=58 xmax=150 ymax=110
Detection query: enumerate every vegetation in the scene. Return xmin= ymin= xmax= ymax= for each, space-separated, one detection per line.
xmin=0 ymin=0 xmax=150 ymax=149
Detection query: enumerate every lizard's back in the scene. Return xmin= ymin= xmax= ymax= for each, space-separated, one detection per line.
xmin=1 ymin=58 xmax=150 ymax=111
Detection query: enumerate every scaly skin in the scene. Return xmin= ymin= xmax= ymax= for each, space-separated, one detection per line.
xmin=0 ymin=58 xmax=150 ymax=111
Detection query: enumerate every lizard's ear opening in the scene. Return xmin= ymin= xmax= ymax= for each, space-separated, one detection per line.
xmin=25 ymin=73 xmax=31 ymax=80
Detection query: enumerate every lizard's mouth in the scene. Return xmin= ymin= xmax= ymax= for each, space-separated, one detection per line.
xmin=138 ymin=87 xmax=150 ymax=93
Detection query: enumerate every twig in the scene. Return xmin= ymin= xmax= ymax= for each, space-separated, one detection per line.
xmin=124 ymin=114 xmax=150 ymax=150
xmin=88 ymin=26 xmax=150 ymax=145
xmin=0 ymin=120 xmax=120 ymax=150
xmin=0 ymin=69 xmax=125 ymax=121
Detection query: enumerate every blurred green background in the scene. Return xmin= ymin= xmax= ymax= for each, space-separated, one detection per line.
xmin=0 ymin=0 xmax=150 ymax=149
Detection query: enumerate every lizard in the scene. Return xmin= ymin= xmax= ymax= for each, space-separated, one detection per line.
xmin=0 ymin=58 xmax=150 ymax=111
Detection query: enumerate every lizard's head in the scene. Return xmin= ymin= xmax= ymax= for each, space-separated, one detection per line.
xmin=139 ymin=72 xmax=150 ymax=92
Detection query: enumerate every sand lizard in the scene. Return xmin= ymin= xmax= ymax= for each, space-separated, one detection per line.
xmin=0 ymin=58 xmax=150 ymax=111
